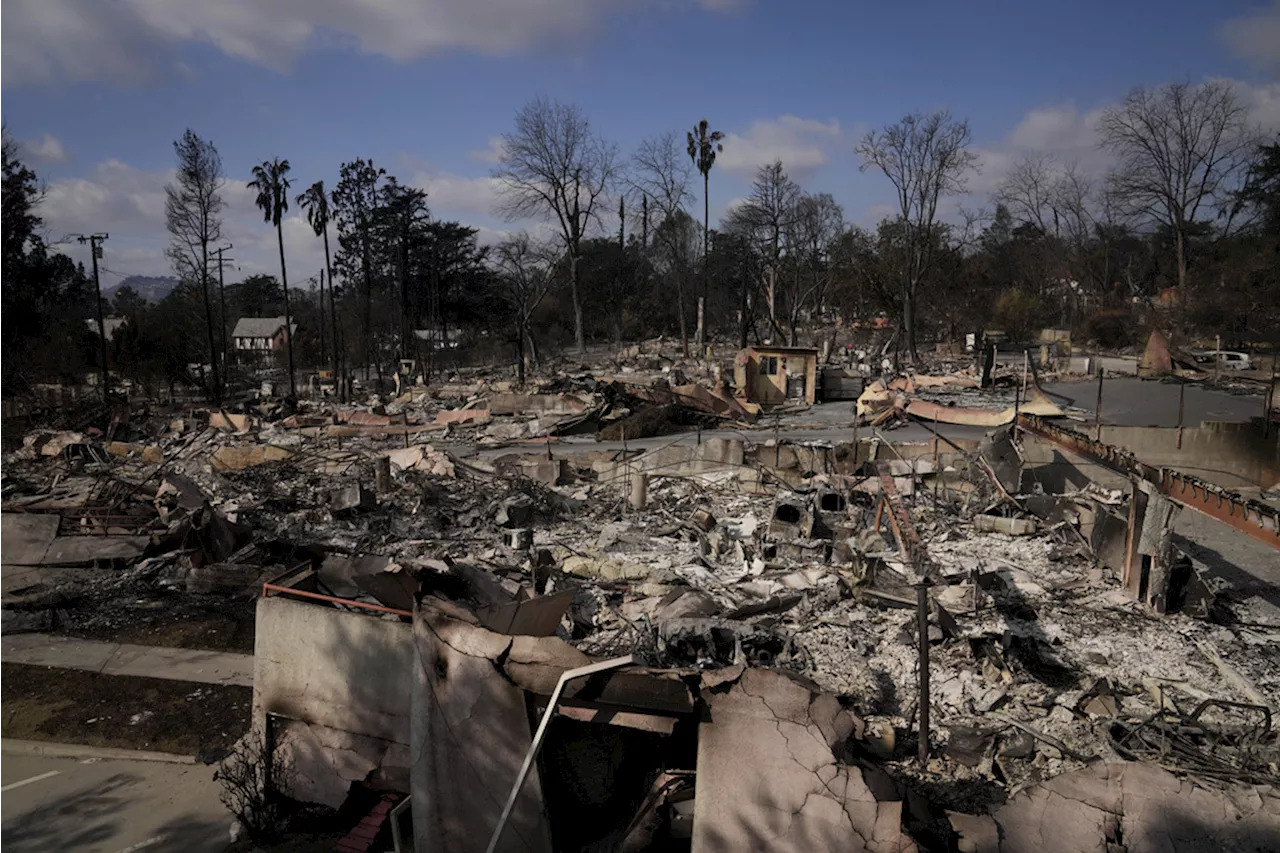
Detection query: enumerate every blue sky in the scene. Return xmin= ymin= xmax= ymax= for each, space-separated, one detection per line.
xmin=4 ymin=0 xmax=1279 ymax=281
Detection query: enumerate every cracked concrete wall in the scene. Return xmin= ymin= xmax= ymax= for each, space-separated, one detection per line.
xmin=691 ymin=668 xmax=918 ymax=853
xmin=411 ymin=599 xmax=554 ymax=853
xmin=594 ymin=438 xmax=747 ymax=486
xmin=950 ymin=761 xmax=1280 ymax=853
xmin=253 ymin=596 xmax=413 ymax=745
xmin=1098 ymin=425 xmax=1280 ymax=490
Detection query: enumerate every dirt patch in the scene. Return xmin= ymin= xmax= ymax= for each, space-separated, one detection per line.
xmin=1 ymin=663 xmax=252 ymax=755
xmin=60 ymin=597 xmax=257 ymax=654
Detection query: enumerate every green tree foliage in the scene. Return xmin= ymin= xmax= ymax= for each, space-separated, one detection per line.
xmin=228 ymin=274 xmax=283 ymax=317
xmin=332 ymin=158 xmax=387 ymax=374
xmin=992 ymin=288 xmax=1044 ymax=343
xmin=2 ymin=138 xmax=95 ymax=393
xmin=112 ymin=285 xmax=148 ymax=318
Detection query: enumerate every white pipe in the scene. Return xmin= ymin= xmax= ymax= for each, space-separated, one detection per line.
xmin=484 ymin=655 xmax=635 ymax=853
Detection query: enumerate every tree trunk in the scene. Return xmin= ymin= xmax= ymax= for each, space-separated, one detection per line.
xmin=515 ymin=317 xmax=526 ymax=386
xmin=738 ymin=241 xmax=749 ymax=350
xmin=570 ymin=250 xmax=585 ymax=354
xmin=399 ymin=226 xmax=410 ymax=362
xmin=318 ymin=270 xmax=326 ymax=372
xmin=201 ymin=241 xmax=221 ymax=405
xmin=322 ymin=229 xmax=339 ymax=396
xmin=1175 ymin=227 xmax=1187 ymax=293
xmin=702 ymin=172 xmax=710 ymax=349
xmin=903 ymin=280 xmax=918 ymax=363
xmin=766 ymin=268 xmax=777 ymax=333
xmin=362 ymin=239 xmax=373 ymax=390
xmin=676 ymin=267 xmax=689 ymax=357
xmin=277 ymin=223 xmax=296 ymax=399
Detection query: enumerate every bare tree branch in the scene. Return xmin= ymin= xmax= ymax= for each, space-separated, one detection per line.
xmin=493 ymin=97 xmax=618 ymax=353
xmin=856 ymin=110 xmax=978 ymax=360
xmin=1098 ymin=80 xmax=1260 ymax=291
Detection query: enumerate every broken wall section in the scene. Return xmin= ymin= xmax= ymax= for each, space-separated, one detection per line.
xmin=253 ymin=595 xmax=414 ymax=807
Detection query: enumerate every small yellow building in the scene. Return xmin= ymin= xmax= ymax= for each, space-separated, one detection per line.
xmin=734 ymin=346 xmax=819 ymax=406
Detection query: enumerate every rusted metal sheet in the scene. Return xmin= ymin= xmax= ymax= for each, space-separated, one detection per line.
xmin=1016 ymin=415 xmax=1280 ymax=549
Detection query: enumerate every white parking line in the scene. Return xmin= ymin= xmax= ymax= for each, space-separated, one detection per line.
xmin=112 ymin=835 xmax=167 ymax=853
xmin=1 ymin=769 xmax=61 ymax=792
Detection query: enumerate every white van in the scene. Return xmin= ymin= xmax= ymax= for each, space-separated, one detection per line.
xmin=1191 ymin=350 xmax=1253 ymax=371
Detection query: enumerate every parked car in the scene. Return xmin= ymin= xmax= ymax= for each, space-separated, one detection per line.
xmin=1190 ymin=350 xmax=1253 ymax=370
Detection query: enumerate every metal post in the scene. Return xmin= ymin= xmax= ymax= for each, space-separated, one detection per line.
xmin=1176 ymin=382 xmax=1185 ymax=449
xmin=1020 ymin=349 xmax=1029 ymax=405
xmin=852 ymin=404 xmax=859 ymax=471
xmin=486 ymin=656 xmax=635 ymax=853
xmin=1095 ymin=368 xmax=1104 ymax=441
xmin=1214 ymin=334 xmax=1221 ymax=386
xmin=214 ymin=245 xmax=234 ymax=375
xmin=775 ymin=415 xmax=781 ymax=468
xmin=916 ymin=580 xmax=931 ymax=764
xmin=1013 ymin=355 xmax=1022 ymax=418
xmin=932 ymin=412 xmax=940 ymax=500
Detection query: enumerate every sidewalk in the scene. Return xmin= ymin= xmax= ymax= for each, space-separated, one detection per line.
xmin=2 ymin=633 xmax=253 ymax=687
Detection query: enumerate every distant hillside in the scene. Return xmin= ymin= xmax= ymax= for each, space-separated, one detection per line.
xmin=103 ymin=275 xmax=180 ymax=304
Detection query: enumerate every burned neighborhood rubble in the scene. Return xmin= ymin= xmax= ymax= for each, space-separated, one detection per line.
xmin=3 ymin=343 xmax=1280 ymax=852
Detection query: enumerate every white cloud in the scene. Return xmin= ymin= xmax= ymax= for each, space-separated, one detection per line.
xmin=36 ymin=154 xmax=524 ymax=279
xmin=407 ymin=166 xmax=509 ymax=222
xmin=1220 ymin=1 xmax=1280 ymax=75
xmin=717 ymin=115 xmax=846 ymax=179
xmin=966 ymin=103 xmax=1112 ymax=198
xmin=38 ymin=158 xmax=330 ymax=280
xmin=469 ymin=137 xmax=508 ymax=164
xmin=40 ymin=159 xmax=168 ymax=239
xmin=1233 ymin=77 xmax=1280 ymax=129
xmin=1007 ymin=104 xmax=1102 ymax=153
xmin=3 ymin=0 xmax=739 ymax=87
xmin=19 ymin=133 xmax=72 ymax=163
xmin=967 ymin=80 xmax=1280 ymax=200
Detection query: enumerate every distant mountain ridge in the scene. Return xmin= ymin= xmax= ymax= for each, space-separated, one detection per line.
xmin=103 ymin=275 xmax=179 ymax=304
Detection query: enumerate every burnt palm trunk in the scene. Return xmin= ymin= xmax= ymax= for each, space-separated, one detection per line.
xmin=276 ymin=222 xmax=296 ymax=398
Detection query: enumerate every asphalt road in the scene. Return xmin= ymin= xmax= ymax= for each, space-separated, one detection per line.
xmin=1 ymin=751 xmax=230 ymax=852
xmin=1040 ymin=377 xmax=1268 ymax=428
xmin=460 ymin=377 xmax=1267 ymax=462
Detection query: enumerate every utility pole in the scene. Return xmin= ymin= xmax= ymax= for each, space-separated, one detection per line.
xmin=76 ymin=234 xmax=110 ymax=400
xmin=213 ymin=245 xmax=234 ymax=375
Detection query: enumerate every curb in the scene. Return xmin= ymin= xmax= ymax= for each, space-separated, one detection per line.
xmin=1 ymin=738 xmax=198 ymax=765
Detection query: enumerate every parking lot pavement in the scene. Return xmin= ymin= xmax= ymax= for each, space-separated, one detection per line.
xmin=1 ymin=749 xmax=231 ymax=852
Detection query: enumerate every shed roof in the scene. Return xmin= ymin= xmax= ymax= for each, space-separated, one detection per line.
xmin=232 ymin=316 xmax=289 ymax=338
xmin=746 ymin=346 xmax=819 ymax=356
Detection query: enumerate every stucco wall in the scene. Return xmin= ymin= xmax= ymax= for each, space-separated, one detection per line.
xmin=253 ymin=595 xmax=413 ymax=744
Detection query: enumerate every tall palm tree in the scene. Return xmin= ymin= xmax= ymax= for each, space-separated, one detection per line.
xmin=297 ymin=180 xmax=340 ymax=393
xmin=248 ymin=158 xmax=296 ymax=398
xmin=687 ymin=119 xmax=725 ymax=350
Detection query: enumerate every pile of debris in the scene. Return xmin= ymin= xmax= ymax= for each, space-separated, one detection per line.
xmin=5 ymin=362 xmax=1279 ymax=852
